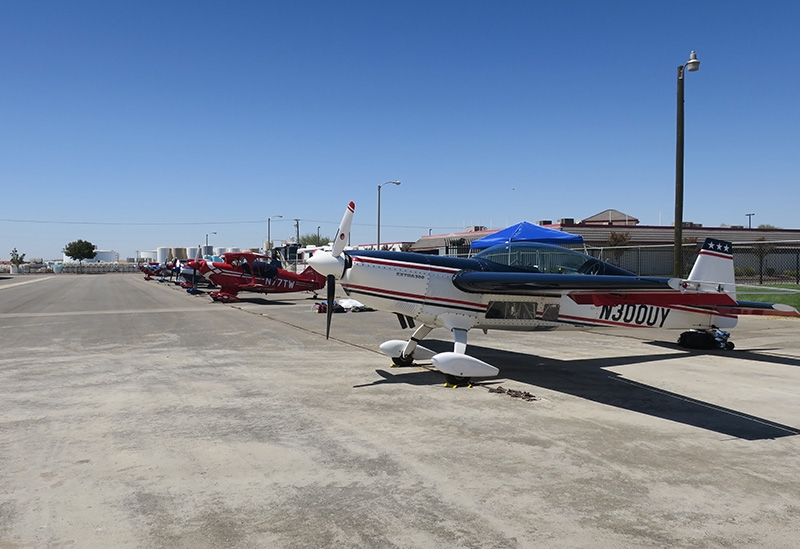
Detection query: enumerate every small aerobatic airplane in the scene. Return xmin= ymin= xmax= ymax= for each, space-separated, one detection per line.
xmin=185 ymin=251 xmax=327 ymax=303
xmin=140 ymin=260 xmax=180 ymax=281
xmin=309 ymin=202 xmax=799 ymax=386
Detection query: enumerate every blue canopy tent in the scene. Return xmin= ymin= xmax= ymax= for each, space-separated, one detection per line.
xmin=469 ymin=221 xmax=583 ymax=249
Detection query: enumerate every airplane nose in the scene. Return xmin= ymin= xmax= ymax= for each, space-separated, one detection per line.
xmin=308 ymin=250 xmax=345 ymax=278
xmin=186 ymin=261 xmax=201 ymax=271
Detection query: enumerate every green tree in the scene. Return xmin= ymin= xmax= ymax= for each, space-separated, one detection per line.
xmin=299 ymin=233 xmax=330 ymax=246
xmin=10 ymin=248 xmax=26 ymax=266
xmin=63 ymin=240 xmax=97 ymax=266
xmin=606 ymin=231 xmax=631 ymax=266
xmin=757 ymin=224 xmax=781 ymax=229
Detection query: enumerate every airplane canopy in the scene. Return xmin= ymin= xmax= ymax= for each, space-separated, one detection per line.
xmin=469 ymin=221 xmax=583 ymax=249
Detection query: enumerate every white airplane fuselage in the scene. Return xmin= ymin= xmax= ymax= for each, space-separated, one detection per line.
xmin=340 ymin=252 xmax=736 ymax=334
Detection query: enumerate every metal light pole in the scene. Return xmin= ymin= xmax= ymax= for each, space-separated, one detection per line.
xmin=377 ymin=180 xmax=401 ymax=249
xmin=205 ymin=232 xmax=216 ymax=246
xmin=673 ymin=51 xmax=701 ymax=277
xmin=746 ymin=213 xmax=755 ymax=229
xmin=267 ymin=215 xmax=282 ymax=253
xmin=317 ymin=226 xmax=321 ymax=245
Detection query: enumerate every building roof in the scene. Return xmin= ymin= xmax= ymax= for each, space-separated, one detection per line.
xmin=580 ymin=209 xmax=639 ymax=225
xmin=411 ymin=219 xmax=800 ymax=253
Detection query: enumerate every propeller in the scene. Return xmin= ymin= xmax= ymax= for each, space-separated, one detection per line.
xmin=308 ymin=201 xmax=355 ymax=339
xmin=185 ymin=244 xmax=205 ymax=294
xmin=191 ymin=245 xmax=200 ymax=292
xmin=326 ymin=274 xmax=335 ymax=339
xmin=332 ymin=201 xmax=354 ymax=257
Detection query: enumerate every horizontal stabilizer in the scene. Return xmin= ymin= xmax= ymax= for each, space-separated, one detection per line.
xmin=722 ymin=300 xmax=800 ymax=318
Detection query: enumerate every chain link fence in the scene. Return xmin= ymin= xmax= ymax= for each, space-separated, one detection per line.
xmin=585 ymin=241 xmax=800 ymax=284
xmin=4 ymin=263 xmax=142 ymax=274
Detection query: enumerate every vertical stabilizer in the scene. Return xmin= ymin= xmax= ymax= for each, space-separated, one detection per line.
xmin=687 ymin=238 xmax=736 ymax=299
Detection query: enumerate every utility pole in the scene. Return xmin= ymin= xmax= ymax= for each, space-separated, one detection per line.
xmin=673 ymin=50 xmax=700 ymax=277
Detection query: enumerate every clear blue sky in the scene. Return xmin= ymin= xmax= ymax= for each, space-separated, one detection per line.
xmin=2 ymin=0 xmax=798 ymax=260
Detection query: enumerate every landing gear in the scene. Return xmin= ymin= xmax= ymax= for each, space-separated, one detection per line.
xmin=380 ymin=323 xmax=499 ymax=386
xmin=444 ymin=374 xmax=472 ymax=388
xmin=678 ymin=329 xmax=734 ymax=350
xmin=391 ymin=354 xmax=415 ymax=367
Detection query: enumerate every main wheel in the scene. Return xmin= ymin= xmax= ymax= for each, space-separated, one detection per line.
xmin=392 ymin=354 xmax=414 ymax=367
xmin=444 ymin=374 xmax=471 ymax=387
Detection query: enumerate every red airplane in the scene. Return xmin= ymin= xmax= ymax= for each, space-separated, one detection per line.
xmin=185 ymin=252 xmax=327 ymax=303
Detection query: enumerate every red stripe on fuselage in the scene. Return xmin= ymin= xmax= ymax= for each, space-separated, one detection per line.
xmin=342 ymin=283 xmax=486 ymax=311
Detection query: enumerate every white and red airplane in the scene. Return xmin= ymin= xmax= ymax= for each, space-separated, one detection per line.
xmin=309 ymin=202 xmax=799 ymax=386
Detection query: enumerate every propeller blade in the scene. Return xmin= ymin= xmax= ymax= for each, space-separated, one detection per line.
xmin=331 ymin=201 xmax=355 ymax=258
xmin=325 ymin=274 xmax=336 ymax=339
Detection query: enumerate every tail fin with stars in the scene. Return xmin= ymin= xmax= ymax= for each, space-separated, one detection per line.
xmin=686 ymin=238 xmax=736 ymax=299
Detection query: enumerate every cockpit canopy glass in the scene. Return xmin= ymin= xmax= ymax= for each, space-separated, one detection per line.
xmin=473 ymin=241 xmax=627 ymax=275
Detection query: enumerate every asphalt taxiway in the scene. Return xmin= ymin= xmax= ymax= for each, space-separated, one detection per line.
xmin=1 ymin=274 xmax=799 ymax=548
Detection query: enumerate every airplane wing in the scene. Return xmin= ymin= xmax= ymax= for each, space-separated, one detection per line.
xmin=453 ymin=271 xmax=739 ymax=308
xmin=452 ymin=271 xmax=799 ymax=316
xmin=220 ymin=252 xmax=271 ymax=263
xmin=452 ymin=272 xmax=672 ymax=294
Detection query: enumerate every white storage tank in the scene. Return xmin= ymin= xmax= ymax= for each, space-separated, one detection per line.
xmin=157 ymin=247 xmax=171 ymax=264
xmin=201 ymin=245 xmax=214 ymax=257
xmin=93 ymin=250 xmax=118 ymax=263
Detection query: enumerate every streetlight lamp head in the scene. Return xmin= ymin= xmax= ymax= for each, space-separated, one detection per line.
xmin=686 ymin=51 xmax=700 ymax=72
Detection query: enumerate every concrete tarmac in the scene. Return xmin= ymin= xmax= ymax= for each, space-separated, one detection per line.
xmin=1 ymin=274 xmax=800 ymax=548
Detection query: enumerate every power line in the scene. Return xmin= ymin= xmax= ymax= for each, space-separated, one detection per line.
xmin=0 ymin=218 xmax=460 ymax=230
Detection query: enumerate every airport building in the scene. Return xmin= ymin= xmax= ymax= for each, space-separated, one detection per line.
xmin=411 ymin=209 xmax=800 ymax=256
